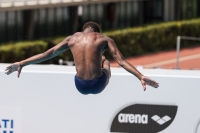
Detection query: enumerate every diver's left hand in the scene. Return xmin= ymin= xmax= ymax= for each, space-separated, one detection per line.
xmin=140 ymin=76 xmax=159 ymax=91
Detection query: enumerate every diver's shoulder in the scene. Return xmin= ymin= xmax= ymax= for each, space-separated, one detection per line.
xmin=94 ymin=32 xmax=108 ymax=39
xmin=70 ymin=32 xmax=84 ymax=39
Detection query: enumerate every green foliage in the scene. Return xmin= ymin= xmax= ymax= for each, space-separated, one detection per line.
xmin=1 ymin=18 xmax=200 ymax=63
xmin=103 ymin=18 xmax=200 ymax=59
xmin=0 ymin=41 xmax=48 ymax=63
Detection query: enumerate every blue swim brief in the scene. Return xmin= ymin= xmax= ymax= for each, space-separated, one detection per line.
xmin=74 ymin=71 xmax=107 ymax=95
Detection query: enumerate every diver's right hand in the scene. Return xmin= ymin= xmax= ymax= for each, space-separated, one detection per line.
xmin=5 ymin=62 xmax=23 ymax=78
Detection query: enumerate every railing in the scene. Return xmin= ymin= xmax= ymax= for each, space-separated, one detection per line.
xmin=0 ymin=0 xmax=90 ymax=8
xmin=176 ymin=36 xmax=200 ymax=69
xmin=0 ymin=0 xmax=86 ymax=7
xmin=0 ymin=0 xmax=132 ymax=11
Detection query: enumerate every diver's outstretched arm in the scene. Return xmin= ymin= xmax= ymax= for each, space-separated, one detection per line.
xmin=107 ymin=37 xmax=159 ymax=91
xmin=5 ymin=36 xmax=71 ymax=77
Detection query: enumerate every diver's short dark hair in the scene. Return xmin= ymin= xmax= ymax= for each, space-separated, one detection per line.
xmin=83 ymin=21 xmax=101 ymax=33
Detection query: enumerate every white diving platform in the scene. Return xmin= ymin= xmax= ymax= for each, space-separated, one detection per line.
xmin=0 ymin=63 xmax=200 ymax=133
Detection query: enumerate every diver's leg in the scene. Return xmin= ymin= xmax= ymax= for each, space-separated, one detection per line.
xmin=101 ymin=55 xmax=111 ymax=86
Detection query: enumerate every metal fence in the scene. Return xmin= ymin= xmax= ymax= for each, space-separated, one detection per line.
xmin=176 ymin=36 xmax=200 ymax=69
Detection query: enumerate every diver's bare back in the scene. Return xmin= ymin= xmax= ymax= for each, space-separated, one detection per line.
xmin=69 ymin=32 xmax=107 ymax=80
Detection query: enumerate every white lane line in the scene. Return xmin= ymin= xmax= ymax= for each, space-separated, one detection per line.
xmin=112 ymin=73 xmax=200 ymax=78
xmin=144 ymin=54 xmax=200 ymax=68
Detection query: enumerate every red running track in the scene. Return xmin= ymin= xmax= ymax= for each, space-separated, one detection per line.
xmin=110 ymin=46 xmax=200 ymax=70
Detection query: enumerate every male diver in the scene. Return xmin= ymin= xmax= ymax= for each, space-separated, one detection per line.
xmin=5 ymin=22 xmax=159 ymax=94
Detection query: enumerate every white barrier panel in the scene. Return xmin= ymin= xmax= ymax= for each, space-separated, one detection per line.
xmin=0 ymin=63 xmax=200 ymax=133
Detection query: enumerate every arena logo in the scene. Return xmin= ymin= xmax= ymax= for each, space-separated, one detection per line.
xmin=118 ymin=114 xmax=148 ymax=124
xmin=110 ymin=104 xmax=178 ymax=133
xmin=151 ymin=115 xmax=171 ymax=125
